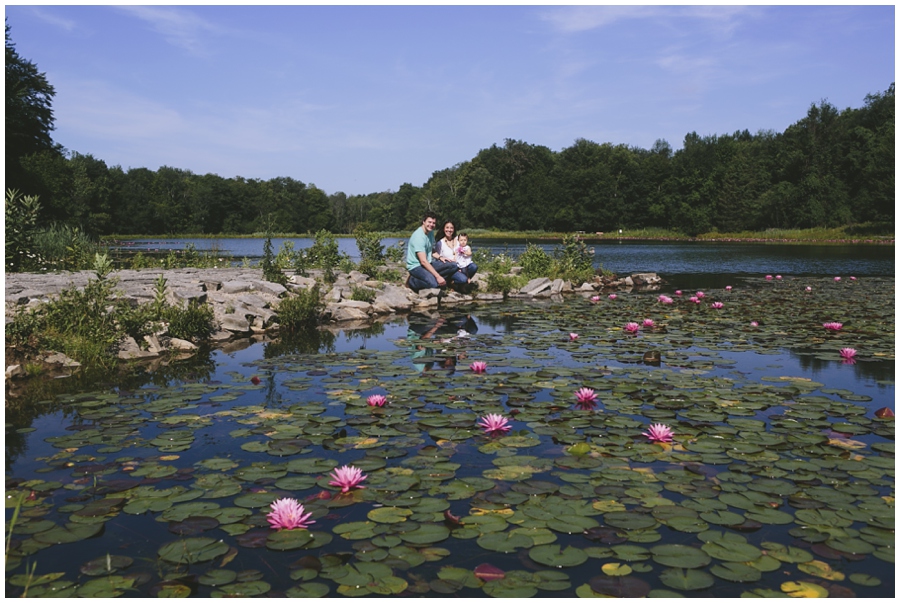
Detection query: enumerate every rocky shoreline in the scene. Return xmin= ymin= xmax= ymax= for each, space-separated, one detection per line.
xmin=5 ymin=265 xmax=661 ymax=378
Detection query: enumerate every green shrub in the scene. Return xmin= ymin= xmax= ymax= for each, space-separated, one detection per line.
xmin=550 ymin=234 xmax=596 ymax=285
xmin=5 ymin=189 xmax=42 ymax=272
xmin=165 ymin=300 xmax=215 ymax=341
xmin=276 ymin=286 xmax=323 ymax=332
xmin=384 ymin=241 xmax=405 ymax=264
xmin=484 ymin=273 xmax=525 ymax=298
xmin=350 ymin=286 xmax=377 ymax=303
xmin=31 ymin=223 xmax=99 ymax=271
xmin=518 ymin=243 xmax=553 ymax=278
xmin=305 ymin=230 xmax=348 ymax=284
xmin=261 ymin=235 xmax=288 ymax=285
xmin=354 ymin=226 xmax=385 ymax=277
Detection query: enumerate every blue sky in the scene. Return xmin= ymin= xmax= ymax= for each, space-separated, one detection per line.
xmin=5 ymin=4 xmax=895 ymax=196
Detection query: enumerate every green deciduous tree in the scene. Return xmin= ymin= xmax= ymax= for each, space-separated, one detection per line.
xmin=6 ymin=21 xmax=62 ymax=194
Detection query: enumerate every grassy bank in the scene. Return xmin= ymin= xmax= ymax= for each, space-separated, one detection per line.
xmin=103 ymin=223 xmax=894 ymax=244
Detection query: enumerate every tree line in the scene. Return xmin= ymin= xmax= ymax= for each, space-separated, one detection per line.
xmin=7 ymin=24 xmax=894 ymax=238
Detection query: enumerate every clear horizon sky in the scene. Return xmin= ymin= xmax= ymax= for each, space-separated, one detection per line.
xmin=5 ymin=3 xmax=895 ymax=196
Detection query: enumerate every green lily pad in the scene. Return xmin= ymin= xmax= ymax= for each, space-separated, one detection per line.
xmin=529 ymin=544 xmax=589 ymax=568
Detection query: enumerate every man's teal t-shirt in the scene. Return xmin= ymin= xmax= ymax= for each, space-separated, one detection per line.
xmin=406 ymin=226 xmax=434 ymax=271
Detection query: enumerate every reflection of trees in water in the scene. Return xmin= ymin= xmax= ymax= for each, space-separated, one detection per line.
xmin=5 ymin=350 xmax=217 ymax=470
xmin=789 ymin=349 xmax=894 ymax=389
xmin=263 ymin=328 xmax=336 ymax=358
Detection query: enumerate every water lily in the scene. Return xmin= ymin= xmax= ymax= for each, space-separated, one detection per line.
xmin=710 ymin=301 xmax=723 ymax=309
xmin=658 ymin=295 xmax=673 ymax=304
xmin=765 ymin=275 xmax=773 ymax=280
xmin=642 ymin=318 xmax=655 ymax=328
xmin=470 ymin=361 xmax=487 ymax=374
xmin=575 ymin=387 xmax=598 ymax=407
xmin=806 ymin=286 xmax=812 ymax=292
xmin=267 ymin=498 xmax=314 ymax=530
xmin=696 ymin=291 xmax=705 ymax=298
xmin=367 ymin=394 xmax=387 ymax=407
xmin=725 ymin=286 xmax=732 ymax=291
xmin=608 ymin=294 xmax=617 ymax=300
xmin=834 ymin=276 xmax=841 ymax=282
xmin=850 ymin=276 xmax=857 ymax=281
xmin=874 ymin=407 xmax=894 ymax=419
xmin=689 ymin=296 xmax=700 ymax=304
xmin=775 ymin=275 xmax=782 ymax=280
xmin=823 ymin=322 xmax=843 ymax=331
xmin=839 ymin=348 xmax=857 ymax=361
xmin=250 ymin=376 xmax=261 ymax=385
xmin=569 ymin=333 xmax=579 ymax=341
xmin=675 ymin=290 xmax=682 ymax=296
xmin=590 ymin=295 xmax=600 ymax=302
xmin=623 ymin=322 xmax=640 ymax=334
xmin=478 ymin=413 xmax=511 ymax=435
xmin=328 ymin=465 xmax=367 ymax=493
xmin=750 ymin=321 xmax=759 ymax=327
xmin=642 ymin=423 xmax=674 ymax=443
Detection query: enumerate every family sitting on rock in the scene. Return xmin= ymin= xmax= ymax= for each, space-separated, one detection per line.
xmin=405 ymin=211 xmax=478 ymax=293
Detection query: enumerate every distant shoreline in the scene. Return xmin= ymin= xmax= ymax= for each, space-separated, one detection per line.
xmin=103 ymin=233 xmax=895 ymax=245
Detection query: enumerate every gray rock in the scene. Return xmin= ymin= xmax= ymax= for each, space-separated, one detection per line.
xmin=373 ymin=284 xmax=413 ymax=311
xmin=252 ymin=280 xmax=287 ymax=297
xmin=117 ymin=337 xmax=159 ymax=359
xmin=220 ymin=314 xmax=251 ymax=333
xmin=6 ymin=364 xmax=25 ymax=379
xmin=237 ymin=294 xmax=268 ymax=308
xmin=43 ymin=352 xmax=82 ymax=368
xmin=168 ymin=337 xmax=198 ymax=351
xmin=520 ymin=277 xmax=551 ymax=295
xmin=221 ymin=280 xmax=254 ymax=294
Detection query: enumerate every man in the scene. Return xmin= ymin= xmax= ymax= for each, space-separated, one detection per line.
xmin=406 ymin=211 xmax=465 ymax=292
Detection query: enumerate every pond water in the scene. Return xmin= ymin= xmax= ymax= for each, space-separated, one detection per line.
xmin=5 ymin=248 xmax=895 ymax=597
xmin=110 ymin=237 xmax=895 ymax=281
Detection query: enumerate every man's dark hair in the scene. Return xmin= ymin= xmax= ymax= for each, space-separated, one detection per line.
xmin=423 ymin=211 xmax=438 ymax=221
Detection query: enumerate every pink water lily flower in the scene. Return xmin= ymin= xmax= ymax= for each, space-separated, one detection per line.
xmin=750 ymin=321 xmax=759 ymax=327
xmin=328 ymin=465 xmax=368 ymax=493
xmin=642 ymin=423 xmax=674 ymax=443
xmin=367 ymin=394 xmax=387 ymax=407
xmin=575 ymin=387 xmax=598 ymax=406
xmin=725 ymin=286 xmax=732 ymax=291
xmin=608 ymin=294 xmax=617 ymax=300
xmin=658 ymin=295 xmax=673 ymax=305
xmin=590 ymin=295 xmax=600 ymax=302
xmin=470 ymin=361 xmax=488 ymax=374
xmin=765 ymin=275 xmax=773 ymax=280
xmin=850 ymin=276 xmax=857 ymax=281
xmin=267 ymin=498 xmax=314 ymax=530
xmin=823 ymin=322 xmax=843 ymax=331
xmin=675 ymin=290 xmax=682 ymax=296
xmin=806 ymin=286 xmax=812 ymax=292
xmin=689 ymin=296 xmax=700 ymax=304
xmin=839 ymin=348 xmax=857 ymax=361
xmin=642 ymin=319 xmax=655 ymax=328
xmin=696 ymin=291 xmax=705 ymax=299
xmin=775 ymin=275 xmax=782 ymax=280
xmin=569 ymin=333 xmax=579 ymax=341
xmin=624 ymin=322 xmax=640 ymax=334
xmin=834 ymin=276 xmax=841 ymax=282
xmin=710 ymin=302 xmax=723 ymax=309
xmin=478 ymin=413 xmax=511 ymax=435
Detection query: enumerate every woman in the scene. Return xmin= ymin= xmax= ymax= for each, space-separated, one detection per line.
xmin=433 ymin=221 xmax=459 ymax=264
xmin=433 ymin=221 xmax=468 ymax=288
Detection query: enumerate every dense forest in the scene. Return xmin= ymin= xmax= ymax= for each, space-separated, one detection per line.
xmin=6 ymin=25 xmax=894 ymax=238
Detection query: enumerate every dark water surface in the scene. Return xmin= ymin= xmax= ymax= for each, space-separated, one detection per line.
xmin=111 ymin=237 xmax=895 ymax=277
xmin=5 ymin=246 xmax=895 ymax=598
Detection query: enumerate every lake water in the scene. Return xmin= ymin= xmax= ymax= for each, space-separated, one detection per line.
xmin=5 ymin=243 xmax=895 ymax=597
xmin=110 ymin=237 xmax=895 ymax=280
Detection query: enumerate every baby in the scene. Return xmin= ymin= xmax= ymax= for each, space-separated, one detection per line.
xmin=455 ymin=233 xmax=477 ymax=279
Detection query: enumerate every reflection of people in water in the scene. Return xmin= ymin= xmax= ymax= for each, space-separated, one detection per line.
xmin=407 ymin=314 xmax=478 ymax=373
